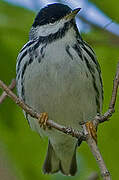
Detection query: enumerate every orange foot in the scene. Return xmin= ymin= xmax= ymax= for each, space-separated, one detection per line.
xmin=38 ymin=112 xmax=48 ymax=130
xmin=85 ymin=121 xmax=97 ymax=144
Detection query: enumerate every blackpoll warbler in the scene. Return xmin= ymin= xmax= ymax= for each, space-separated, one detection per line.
xmin=16 ymin=3 xmax=103 ymax=176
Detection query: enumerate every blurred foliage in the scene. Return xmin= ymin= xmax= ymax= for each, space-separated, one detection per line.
xmin=0 ymin=1 xmax=119 ymax=180
xmin=91 ymin=0 xmax=119 ymax=23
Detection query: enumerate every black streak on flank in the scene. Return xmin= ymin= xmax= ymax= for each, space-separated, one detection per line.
xmin=21 ymin=62 xmax=27 ymax=79
xmin=21 ymin=62 xmax=28 ymax=102
xmin=83 ymin=45 xmax=100 ymax=71
xmin=17 ymin=51 xmax=27 ymax=73
xmin=38 ymin=57 xmax=41 ymax=63
xmin=28 ymin=58 xmax=34 ymax=64
xmin=21 ymin=84 xmax=25 ymax=101
xmin=17 ymin=73 xmax=20 ymax=81
xmin=66 ymin=45 xmax=73 ymax=60
xmin=33 ymin=39 xmax=41 ymax=50
xmin=83 ymin=41 xmax=95 ymax=55
xmin=84 ymin=56 xmax=100 ymax=113
xmin=82 ymin=43 xmax=103 ymax=101
xmin=40 ymin=43 xmax=47 ymax=58
xmin=73 ymin=44 xmax=82 ymax=60
xmin=20 ymin=40 xmax=36 ymax=53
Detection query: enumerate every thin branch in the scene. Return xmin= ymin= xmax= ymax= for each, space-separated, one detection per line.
xmin=94 ymin=61 xmax=119 ymax=127
xmin=0 ymin=79 xmax=16 ymax=104
xmin=109 ymin=61 xmax=119 ymax=109
xmin=0 ymin=79 xmax=83 ymax=139
xmin=0 ymin=61 xmax=119 ymax=180
xmin=83 ymin=124 xmax=111 ymax=180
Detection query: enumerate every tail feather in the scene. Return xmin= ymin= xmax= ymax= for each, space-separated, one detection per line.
xmin=69 ymin=146 xmax=77 ymax=176
xmin=59 ymin=144 xmax=77 ymax=176
xmin=43 ymin=140 xmax=77 ymax=176
xmin=43 ymin=141 xmax=59 ymax=174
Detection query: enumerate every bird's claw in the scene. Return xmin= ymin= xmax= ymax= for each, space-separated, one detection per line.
xmin=85 ymin=121 xmax=97 ymax=144
xmin=38 ymin=112 xmax=48 ymax=130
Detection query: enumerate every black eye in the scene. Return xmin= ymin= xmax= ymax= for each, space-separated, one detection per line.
xmin=50 ymin=17 xmax=55 ymax=23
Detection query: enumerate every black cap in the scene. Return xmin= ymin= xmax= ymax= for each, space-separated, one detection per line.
xmin=32 ymin=3 xmax=72 ymax=27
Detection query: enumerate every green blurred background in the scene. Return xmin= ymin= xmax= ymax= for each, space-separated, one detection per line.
xmin=0 ymin=1 xmax=119 ymax=179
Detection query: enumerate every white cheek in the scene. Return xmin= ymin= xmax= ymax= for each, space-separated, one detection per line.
xmin=37 ymin=19 xmax=66 ymax=36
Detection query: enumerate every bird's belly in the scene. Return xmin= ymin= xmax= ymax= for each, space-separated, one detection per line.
xmin=24 ymin=54 xmax=97 ymax=132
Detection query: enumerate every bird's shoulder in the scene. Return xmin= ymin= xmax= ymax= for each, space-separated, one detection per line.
xmin=79 ymin=40 xmax=101 ymax=72
xmin=16 ymin=39 xmax=44 ymax=73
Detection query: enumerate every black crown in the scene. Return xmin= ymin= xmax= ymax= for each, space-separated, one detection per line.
xmin=32 ymin=3 xmax=72 ymax=27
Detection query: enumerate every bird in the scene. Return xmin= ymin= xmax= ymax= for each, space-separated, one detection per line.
xmin=16 ymin=3 xmax=103 ymax=176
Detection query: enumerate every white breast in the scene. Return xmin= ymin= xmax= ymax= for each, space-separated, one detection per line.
xmin=23 ymin=32 xmax=98 ymax=136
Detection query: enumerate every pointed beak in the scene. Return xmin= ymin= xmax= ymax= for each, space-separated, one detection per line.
xmin=65 ymin=8 xmax=81 ymax=20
